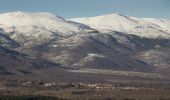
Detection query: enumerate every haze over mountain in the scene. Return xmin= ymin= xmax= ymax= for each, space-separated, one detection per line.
xmin=0 ymin=11 xmax=170 ymax=82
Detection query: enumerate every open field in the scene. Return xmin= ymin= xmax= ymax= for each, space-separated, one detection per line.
xmin=0 ymin=88 xmax=170 ymax=100
xmin=0 ymin=68 xmax=170 ymax=100
xmin=0 ymin=77 xmax=170 ymax=100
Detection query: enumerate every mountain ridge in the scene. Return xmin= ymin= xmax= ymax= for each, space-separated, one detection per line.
xmin=70 ymin=13 xmax=170 ymax=39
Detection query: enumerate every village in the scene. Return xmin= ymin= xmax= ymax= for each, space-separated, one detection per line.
xmin=0 ymin=79 xmax=143 ymax=91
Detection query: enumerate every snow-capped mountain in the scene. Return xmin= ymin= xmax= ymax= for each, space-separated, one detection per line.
xmin=70 ymin=14 xmax=170 ymax=39
xmin=0 ymin=11 xmax=95 ymax=46
xmin=0 ymin=11 xmax=170 ymax=79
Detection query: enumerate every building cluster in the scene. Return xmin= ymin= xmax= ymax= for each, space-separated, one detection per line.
xmin=0 ymin=79 xmax=140 ymax=90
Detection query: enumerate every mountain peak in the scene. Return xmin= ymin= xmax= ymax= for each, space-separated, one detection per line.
xmin=99 ymin=13 xmax=129 ymax=18
xmin=0 ymin=11 xmax=89 ymax=31
xmin=0 ymin=11 xmax=63 ymax=20
xmin=0 ymin=11 xmax=96 ymax=46
xmin=70 ymin=13 xmax=170 ymax=39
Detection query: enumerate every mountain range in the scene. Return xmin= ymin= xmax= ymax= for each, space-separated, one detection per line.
xmin=0 ymin=11 xmax=170 ymax=82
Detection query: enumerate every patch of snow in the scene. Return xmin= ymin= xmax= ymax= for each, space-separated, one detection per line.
xmin=81 ymin=53 xmax=105 ymax=61
xmin=87 ymin=53 xmax=105 ymax=58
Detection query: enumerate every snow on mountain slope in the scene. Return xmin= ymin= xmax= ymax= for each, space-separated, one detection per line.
xmin=0 ymin=11 xmax=95 ymax=46
xmin=143 ymin=18 xmax=170 ymax=32
xmin=0 ymin=28 xmax=19 ymax=48
xmin=70 ymin=14 xmax=170 ymax=39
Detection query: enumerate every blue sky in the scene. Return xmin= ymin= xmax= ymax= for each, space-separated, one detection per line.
xmin=0 ymin=0 xmax=170 ymax=19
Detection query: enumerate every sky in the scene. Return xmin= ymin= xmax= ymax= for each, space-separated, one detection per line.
xmin=0 ymin=0 xmax=170 ymax=19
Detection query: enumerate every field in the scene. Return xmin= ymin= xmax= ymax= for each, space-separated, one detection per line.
xmin=0 ymin=69 xmax=170 ymax=100
xmin=0 ymin=89 xmax=170 ymax=100
xmin=0 ymin=79 xmax=170 ymax=100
